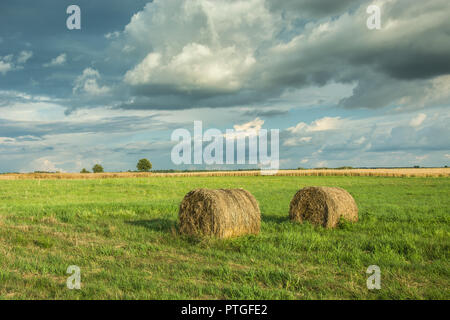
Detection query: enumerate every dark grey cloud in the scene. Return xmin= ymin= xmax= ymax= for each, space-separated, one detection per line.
xmin=0 ymin=0 xmax=149 ymax=98
xmin=370 ymin=125 xmax=450 ymax=153
xmin=118 ymin=86 xmax=285 ymax=111
xmin=115 ymin=0 xmax=450 ymax=111
xmin=267 ymin=0 xmax=363 ymax=18
xmin=242 ymin=109 xmax=289 ymax=118
xmin=2 ymin=0 xmax=448 ymax=112
xmin=0 ymin=0 xmax=149 ymax=37
xmin=0 ymin=115 xmax=164 ymax=138
xmin=338 ymin=73 xmax=425 ymax=109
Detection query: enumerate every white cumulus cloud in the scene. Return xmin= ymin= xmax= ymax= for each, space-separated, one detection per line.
xmin=287 ymin=117 xmax=343 ymax=134
xmin=123 ymin=0 xmax=277 ymax=92
xmin=73 ymin=68 xmax=111 ymax=96
xmin=43 ymin=53 xmax=67 ymax=67
xmin=0 ymin=60 xmax=13 ymax=75
xmin=410 ymin=113 xmax=427 ymax=127
xmin=0 ymin=51 xmax=33 ymax=75
xmin=26 ymin=158 xmax=66 ymax=173
xmin=17 ymin=51 xmax=33 ymax=64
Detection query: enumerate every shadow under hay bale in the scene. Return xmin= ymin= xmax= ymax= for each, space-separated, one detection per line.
xmin=179 ymin=188 xmax=261 ymax=238
xmin=289 ymin=186 xmax=358 ymax=228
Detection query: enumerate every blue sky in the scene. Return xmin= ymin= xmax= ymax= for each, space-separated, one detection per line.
xmin=0 ymin=0 xmax=449 ymax=172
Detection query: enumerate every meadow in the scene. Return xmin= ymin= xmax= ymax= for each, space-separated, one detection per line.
xmin=0 ymin=175 xmax=448 ymax=299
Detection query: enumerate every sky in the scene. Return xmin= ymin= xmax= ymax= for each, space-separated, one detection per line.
xmin=0 ymin=0 xmax=449 ymax=173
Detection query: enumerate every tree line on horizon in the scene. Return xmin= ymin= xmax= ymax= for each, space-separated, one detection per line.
xmin=80 ymin=158 xmax=152 ymax=174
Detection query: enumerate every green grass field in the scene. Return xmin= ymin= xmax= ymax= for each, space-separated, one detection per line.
xmin=0 ymin=176 xmax=448 ymax=299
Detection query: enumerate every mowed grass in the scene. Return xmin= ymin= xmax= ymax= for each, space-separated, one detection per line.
xmin=0 ymin=176 xmax=448 ymax=300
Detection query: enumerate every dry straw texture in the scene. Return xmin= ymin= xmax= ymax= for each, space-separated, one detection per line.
xmin=0 ymin=168 xmax=448 ymax=180
xmin=289 ymin=186 xmax=358 ymax=228
xmin=178 ymin=188 xmax=261 ymax=238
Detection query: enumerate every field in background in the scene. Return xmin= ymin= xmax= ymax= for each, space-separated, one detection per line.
xmin=0 ymin=168 xmax=449 ymax=180
xmin=0 ymin=175 xmax=449 ymax=299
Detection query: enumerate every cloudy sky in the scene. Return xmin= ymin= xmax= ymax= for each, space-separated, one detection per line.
xmin=0 ymin=0 xmax=449 ymax=172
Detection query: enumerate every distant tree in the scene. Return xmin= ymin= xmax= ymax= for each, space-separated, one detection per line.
xmin=137 ymin=158 xmax=152 ymax=172
xmin=92 ymin=164 xmax=104 ymax=173
xmin=80 ymin=168 xmax=90 ymax=173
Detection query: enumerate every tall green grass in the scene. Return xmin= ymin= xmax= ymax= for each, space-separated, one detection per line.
xmin=0 ymin=176 xmax=448 ymax=299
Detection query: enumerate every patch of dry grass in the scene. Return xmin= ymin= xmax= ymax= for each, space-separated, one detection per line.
xmin=0 ymin=168 xmax=448 ymax=180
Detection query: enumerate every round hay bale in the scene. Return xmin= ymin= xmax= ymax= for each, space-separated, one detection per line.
xmin=179 ymin=188 xmax=260 ymax=238
xmin=289 ymin=186 xmax=358 ymax=228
